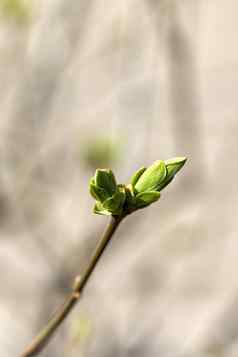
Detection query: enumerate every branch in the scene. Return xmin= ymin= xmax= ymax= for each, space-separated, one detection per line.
xmin=21 ymin=156 xmax=187 ymax=356
xmin=21 ymin=215 xmax=124 ymax=357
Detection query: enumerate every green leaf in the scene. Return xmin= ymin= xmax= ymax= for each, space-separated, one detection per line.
xmin=89 ymin=178 xmax=108 ymax=202
xmin=156 ymin=175 xmax=174 ymax=191
xmin=93 ymin=201 xmax=111 ymax=215
xmin=134 ymin=160 xmax=167 ymax=193
xmin=103 ymin=189 xmax=125 ymax=215
xmin=95 ymin=169 xmax=117 ymax=196
xmin=157 ymin=157 xmax=187 ymax=191
xmin=135 ymin=191 xmax=160 ymax=208
xmin=165 ymin=157 xmax=187 ymax=176
xmin=124 ymin=185 xmax=137 ymax=212
xmin=92 ymin=185 xmax=126 ymax=216
xmin=130 ymin=167 xmax=146 ymax=188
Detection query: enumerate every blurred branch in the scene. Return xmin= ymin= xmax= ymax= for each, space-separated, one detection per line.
xmin=21 ymin=215 xmax=123 ymax=357
xmin=81 ymin=135 xmax=122 ymax=170
xmin=0 ymin=0 xmax=31 ymax=24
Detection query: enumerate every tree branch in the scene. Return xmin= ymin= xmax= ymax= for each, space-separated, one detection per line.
xmin=21 ymin=215 xmax=124 ymax=357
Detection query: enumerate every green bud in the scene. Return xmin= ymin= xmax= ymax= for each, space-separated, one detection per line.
xmin=103 ymin=187 xmax=126 ymax=215
xmin=93 ymin=201 xmax=111 ymax=215
xmin=124 ymin=185 xmax=137 ymax=213
xmin=95 ymin=169 xmax=117 ymax=196
xmin=90 ymin=170 xmax=126 ymax=216
xmin=134 ymin=160 xmax=167 ymax=193
xmin=89 ymin=178 xmax=109 ymax=202
xmin=157 ymin=157 xmax=187 ymax=191
xmin=165 ymin=157 xmax=187 ymax=175
xmin=135 ymin=191 xmax=160 ymax=208
xmin=90 ymin=157 xmax=187 ymax=216
xmin=130 ymin=167 xmax=146 ymax=188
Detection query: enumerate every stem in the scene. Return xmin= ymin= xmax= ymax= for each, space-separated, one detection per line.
xmin=21 ymin=215 xmax=123 ymax=357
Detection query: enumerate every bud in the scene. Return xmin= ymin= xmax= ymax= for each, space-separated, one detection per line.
xmin=130 ymin=167 xmax=146 ymax=188
xmin=123 ymin=185 xmax=137 ymax=214
xmin=90 ymin=178 xmax=108 ymax=202
xmin=94 ymin=201 xmax=110 ymax=215
xmin=89 ymin=157 xmax=187 ymax=216
xmin=89 ymin=169 xmax=126 ymax=216
xmin=157 ymin=157 xmax=187 ymax=191
xmin=129 ymin=157 xmax=186 ymax=211
xmin=134 ymin=160 xmax=167 ymax=193
xmin=102 ymin=186 xmax=125 ymax=212
xmin=165 ymin=157 xmax=187 ymax=175
xmin=95 ymin=169 xmax=117 ymax=196
xmin=135 ymin=191 xmax=160 ymax=208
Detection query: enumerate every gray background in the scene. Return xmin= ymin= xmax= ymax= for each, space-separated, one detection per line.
xmin=0 ymin=1 xmax=237 ymax=356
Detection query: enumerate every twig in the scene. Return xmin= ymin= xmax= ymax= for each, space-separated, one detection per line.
xmin=21 ymin=156 xmax=187 ymax=356
xmin=21 ymin=215 xmax=124 ymax=357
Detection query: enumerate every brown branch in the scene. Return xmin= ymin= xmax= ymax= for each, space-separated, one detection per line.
xmin=21 ymin=215 xmax=124 ymax=357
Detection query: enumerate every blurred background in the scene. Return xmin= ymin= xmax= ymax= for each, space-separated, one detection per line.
xmin=0 ymin=0 xmax=237 ymax=356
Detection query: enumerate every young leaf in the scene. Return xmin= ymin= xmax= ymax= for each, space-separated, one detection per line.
xmin=165 ymin=157 xmax=187 ymax=176
xmin=89 ymin=179 xmax=108 ymax=202
xmin=135 ymin=191 xmax=161 ymax=208
xmin=134 ymin=160 xmax=167 ymax=193
xmin=103 ymin=190 xmax=125 ymax=215
xmin=93 ymin=201 xmax=111 ymax=215
xmin=95 ymin=169 xmax=117 ymax=195
xmin=130 ymin=167 xmax=146 ymax=188
xmin=157 ymin=157 xmax=187 ymax=191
